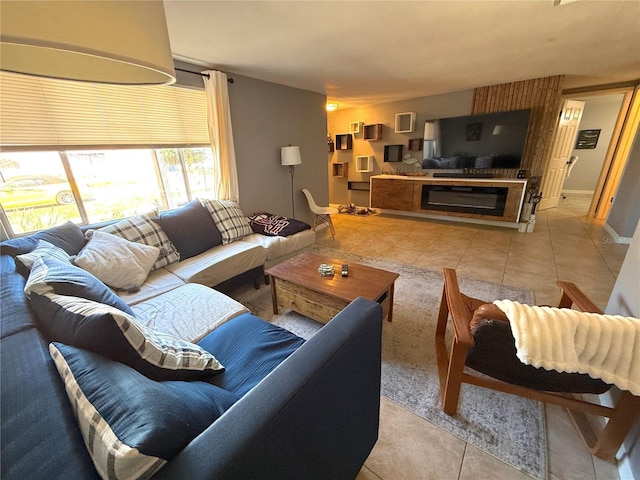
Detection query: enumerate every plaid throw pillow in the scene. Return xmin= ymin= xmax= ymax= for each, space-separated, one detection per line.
xmin=31 ymin=293 xmax=224 ymax=380
xmin=49 ymin=343 xmax=237 ymax=480
xmin=97 ymin=213 xmax=179 ymax=269
xmin=200 ymin=199 xmax=252 ymax=244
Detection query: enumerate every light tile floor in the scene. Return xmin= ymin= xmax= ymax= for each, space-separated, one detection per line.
xmin=314 ymin=193 xmax=628 ymax=480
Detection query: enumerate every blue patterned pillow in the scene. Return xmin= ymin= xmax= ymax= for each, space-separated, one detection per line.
xmin=24 ymin=256 xmax=134 ymax=315
xmin=32 ymin=293 xmax=224 ymax=380
xmin=49 ymin=342 xmax=238 ymax=479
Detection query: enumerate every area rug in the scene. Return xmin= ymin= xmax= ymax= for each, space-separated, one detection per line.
xmin=231 ymin=246 xmax=546 ymax=479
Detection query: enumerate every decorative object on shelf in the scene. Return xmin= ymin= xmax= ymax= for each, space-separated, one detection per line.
xmin=408 ymin=138 xmax=423 ymax=151
xmin=281 ymin=145 xmax=302 ymax=218
xmin=349 ymin=122 xmax=362 ymax=135
xmin=0 ymin=1 xmax=175 ymax=85
xmin=327 ymin=135 xmax=334 ymax=153
xmin=384 ymin=144 xmax=404 ymax=162
xmin=335 ymin=134 xmax=353 ymax=150
xmin=395 ymin=112 xmax=416 ymax=133
xmin=363 ymin=124 xmax=382 ymax=141
xmin=355 ymin=155 xmax=374 ymax=173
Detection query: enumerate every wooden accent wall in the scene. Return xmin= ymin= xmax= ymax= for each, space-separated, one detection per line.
xmin=472 ymin=76 xmax=565 ymax=178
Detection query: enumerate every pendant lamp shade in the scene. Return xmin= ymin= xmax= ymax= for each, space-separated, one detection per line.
xmin=0 ymin=1 xmax=176 ymax=86
xmin=281 ymin=146 xmax=302 ymax=166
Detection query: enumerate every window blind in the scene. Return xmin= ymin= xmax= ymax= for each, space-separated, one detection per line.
xmin=0 ymin=72 xmax=210 ymax=149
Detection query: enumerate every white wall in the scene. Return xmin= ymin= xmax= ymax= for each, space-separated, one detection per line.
xmin=563 ymin=94 xmax=624 ymax=192
xmin=605 ymin=219 xmax=640 ymax=479
xmin=607 ymin=128 xmax=640 ymax=239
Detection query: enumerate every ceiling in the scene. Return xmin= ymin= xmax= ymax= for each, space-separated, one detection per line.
xmin=164 ymin=1 xmax=640 ymax=109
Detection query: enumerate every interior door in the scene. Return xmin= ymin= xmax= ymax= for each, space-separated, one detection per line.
xmin=537 ymin=99 xmax=585 ymax=210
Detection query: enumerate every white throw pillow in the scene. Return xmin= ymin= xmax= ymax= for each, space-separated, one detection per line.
xmin=74 ymin=231 xmax=159 ymax=290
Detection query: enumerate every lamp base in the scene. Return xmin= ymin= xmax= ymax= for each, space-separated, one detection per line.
xmin=289 ymin=165 xmax=296 ymax=219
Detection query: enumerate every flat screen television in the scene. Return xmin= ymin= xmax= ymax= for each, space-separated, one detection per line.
xmin=422 ymin=109 xmax=531 ymax=170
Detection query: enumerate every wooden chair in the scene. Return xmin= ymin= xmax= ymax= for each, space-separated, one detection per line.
xmin=301 ymin=188 xmax=338 ymax=239
xmin=436 ymin=268 xmax=640 ymax=459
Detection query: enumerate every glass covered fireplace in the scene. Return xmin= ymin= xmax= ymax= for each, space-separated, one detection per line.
xmin=421 ymin=184 xmax=508 ymax=217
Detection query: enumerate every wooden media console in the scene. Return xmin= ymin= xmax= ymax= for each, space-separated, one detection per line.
xmin=370 ymin=175 xmax=527 ymax=225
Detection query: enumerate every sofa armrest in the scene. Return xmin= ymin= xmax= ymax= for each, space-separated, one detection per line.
xmin=154 ymin=297 xmax=383 ymax=480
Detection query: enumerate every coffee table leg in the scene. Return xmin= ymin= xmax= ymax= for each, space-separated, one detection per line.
xmin=270 ymin=276 xmax=279 ymax=314
xmin=387 ymin=282 xmax=395 ymax=322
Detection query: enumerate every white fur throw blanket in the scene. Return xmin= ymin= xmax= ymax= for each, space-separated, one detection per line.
xmin=493 ymin=300 xmax=640 ymax=395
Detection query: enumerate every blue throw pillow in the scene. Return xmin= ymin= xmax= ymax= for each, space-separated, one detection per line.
xmin=0 ymin=221 xmax=85 ymax=257
xmin=31 ymin=293 xmax=224 ymax=380
xmin=153 ymin=199 xmax=222 ymax=260
xmin=49 ymin=342 xmax=239 ymax=479
xmin=24 ymin=256 xmax=134 ymax=315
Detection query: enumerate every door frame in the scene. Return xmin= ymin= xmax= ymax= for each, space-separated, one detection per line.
xmin=560 ymin=82 xmax=640 ymax=220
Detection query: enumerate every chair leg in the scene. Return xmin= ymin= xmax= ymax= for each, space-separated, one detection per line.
xmin=435 ymin=282 xmax=468 ymax=415
xmin=567 ymin=391 xmax=640 ymax=459
xmin=313 ymin=215 xmax=326 ymax=232
xmin=327 ymin=215 xmax=335 ymax=239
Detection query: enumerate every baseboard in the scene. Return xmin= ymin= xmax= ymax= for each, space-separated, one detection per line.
xmin=604 ymin=223 xmax=633 ymax=244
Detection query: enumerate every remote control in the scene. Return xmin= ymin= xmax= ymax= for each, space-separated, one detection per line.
xmin=341 ymin=264 xmax=348 ymax=277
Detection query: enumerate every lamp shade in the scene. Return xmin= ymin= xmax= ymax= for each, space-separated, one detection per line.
xmin=0 ymin=0 xmax=176 ymax=86
xmin=281 ymin=146 xmax=302 ymax=166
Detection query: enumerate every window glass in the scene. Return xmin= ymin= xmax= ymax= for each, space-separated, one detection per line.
xmin=0 ymin=151 xmax=81 ymax=234
xmin=1 ymin=147 xmax=215 ymax=235
xmin=155 ymin=149 xmax=189 ymax=209
xmin=67 ymin=149 xmax=167 ymax=222
xmin=183 ymin=148 xmax=216 ymax=200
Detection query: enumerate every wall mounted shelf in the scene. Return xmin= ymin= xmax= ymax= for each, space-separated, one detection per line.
xmin=363 ymin=123 xmax=382 ymax=141
xmin=335 ymin=134 xmax=353 ymax=150
xmin=408 ymin=138 xmax=423 ymax=151
xmin=395 ymin=112 xmax=416 ymax=133
xmin=332 ymin=162 xmax=346 ymax=177
xmin=355 ymin=155 xmax=374 ymax=173
xmin=348 ymin=181 xmax=370 ymax=191
xmin=349 ymin=121 xmax=362 ymax=135
xmin=384 ymin=144 xmax=404 ymax=162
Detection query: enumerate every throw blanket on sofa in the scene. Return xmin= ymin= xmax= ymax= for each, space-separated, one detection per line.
xmin=248 ymin=212 xmax=310 ymax=237
xmin=493 ymin=300 xmax=640 ymax=395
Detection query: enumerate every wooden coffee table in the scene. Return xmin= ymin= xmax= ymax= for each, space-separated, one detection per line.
xmin=265 ymin=252 xmax=399 ymax=323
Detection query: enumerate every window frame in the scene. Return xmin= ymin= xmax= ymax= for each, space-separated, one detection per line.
xmin=0 ymin=145 xmax=214 ymax=237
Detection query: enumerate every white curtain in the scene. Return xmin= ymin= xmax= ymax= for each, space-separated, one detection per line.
xmin=202 ymin=70 xmax=239 ymax=201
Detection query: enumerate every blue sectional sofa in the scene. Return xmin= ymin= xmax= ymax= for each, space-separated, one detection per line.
xmin=0 ymin=223 xmax=383 ymax=479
